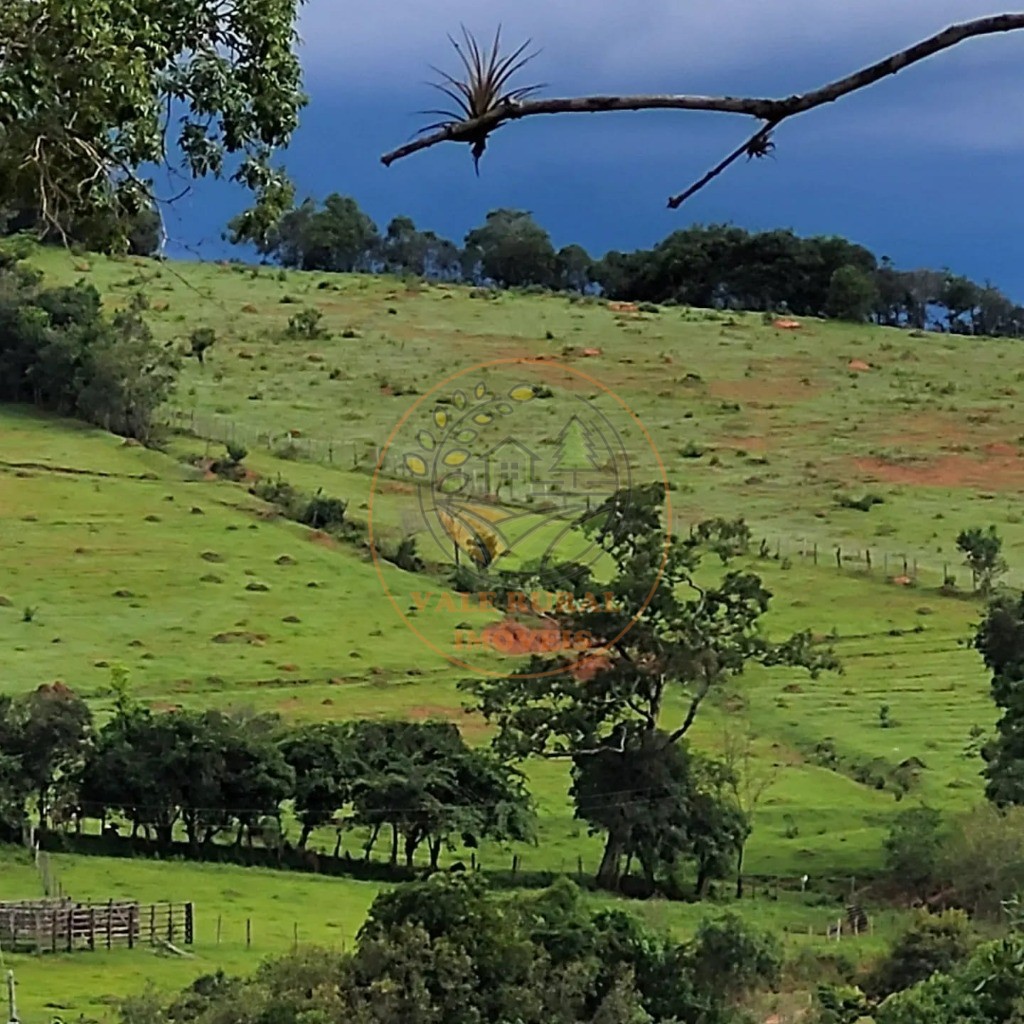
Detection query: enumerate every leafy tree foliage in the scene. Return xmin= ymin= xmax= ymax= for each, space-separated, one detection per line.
xmin=874 ymin=916 xmax=1024 ymax=1024
xmin=0 ymin=0 xmax=304 ymax=245
xmin=866 ymin=910 xmax=975 ymax=1000
xmin=0 ymin=683 xmax=92 ymax=827
xmin=463 ymin=208 xmax=559 ymax=287
xmin=80 ymin=700 xmax=292 ymax=850
xmin=234 ymin=203 xmax=1022 ymax=333
xmin=0 ymin=246 xmax=178 ymax=439
xmin=883 ymin=806 xmax=945 ymax=896
xmin=464 ymin=485 xmax=837 ymax=889
xmin=826 ymin=264 xmax=880 ymax=321
xmin=127 ymin=875 xmax=781 ymax=1024
xmin=348 ymin=720 xmax=534 ymax=869
xmin=974 ymin=592 xmax=1024 ymax=806
xmin=230 ymin=194 xmax=379 ymax=272
xmin=957 ymin=526 xmax=1008 ymax=594
xmin=2 ymin=205 xmax=162 ymax=256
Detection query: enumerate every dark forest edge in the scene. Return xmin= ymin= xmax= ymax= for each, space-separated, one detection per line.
xmin=6 ymin=195 xmax=1023 ymax=337
xmin=221 ymin=197 xmax=1024 ymax=336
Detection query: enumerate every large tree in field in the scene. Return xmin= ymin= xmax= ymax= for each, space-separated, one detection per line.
xmin=463 ymin=484 xmax=837 ymax=890
xmin=0 ymin=0 xmax=305 ymax=246
xmin=382 ymin=17 xmax=1024 ymax=211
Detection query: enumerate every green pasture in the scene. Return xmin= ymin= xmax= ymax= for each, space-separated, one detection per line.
xmin=1 ymin=246 xmax=1020 ymax=1018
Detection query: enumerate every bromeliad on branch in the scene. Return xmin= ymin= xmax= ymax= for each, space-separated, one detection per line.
xmin=417 ymin=26 xmax=544 ymax=174
xmin=383 ymin=14 xmax=1024 ymax=209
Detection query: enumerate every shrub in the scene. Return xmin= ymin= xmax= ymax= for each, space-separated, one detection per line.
xmin=866 ymin=910 xmax=975 ymax=999
xmin=688 ymin=912 xmax=782 ymax=998
xmin=383 ymin=537 xmax=425 ymax=573
xmin=297 ymin=491 xmax=347 ymax=530
xmin=286 ymin=307 xmax=326 ymax=338
xmin=883 ymin=806 xmax=944 ymax=896
xmin=226 ymin=442 xmax=248 ymax=465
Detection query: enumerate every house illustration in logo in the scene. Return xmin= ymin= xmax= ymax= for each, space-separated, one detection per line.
xmin=480 ymin=437 xmax=538 ymax=495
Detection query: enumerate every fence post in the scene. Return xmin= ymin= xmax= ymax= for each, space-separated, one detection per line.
xmin=866 ymin=549 xmax=872 ymax=571
xmin=812 ymin=542 xmax=818 ymax=565
xmin=835 ymin=547 xmax=842 ymax=570
xmin=293 ymin=921 xmax=298 ymax=953
xmin=150 ymin=904 xmax=156 ymax=945
xmin=66 ymin=907 xmax=73 ymax=952
xmin=128 ymin=905 xmax=135 ymax=949
xmin=167 ymin=904 xmax=174 ymax=945
xmin=51 ymin=907 xmax=57 ymax=953
xmin=89 ymin=907 xmax=96 ymax=951
xmin=185 ymin=903 xmax=194 ymax=945
xmin=216 ymin=914 xmax=222 ymax=945
xmin=246 ymin=918 xmax=252 ymax=949
xmin=106 ymin=899 xmax=113 ymax=949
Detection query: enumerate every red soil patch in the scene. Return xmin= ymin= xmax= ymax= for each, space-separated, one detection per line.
xmin=847 ymin=359 xmax=871 ymax=371
xmin=773 ymin=319 xmax=801 ymax=329
xmin=308 ymin=530 xmax=337 ymax=548
xmin=608 ymin=302 xmax=638 ymax=313
xmin=854 ymin=450 xmax=1024 ymax=491
xmin=581 ymin=347 xmax=602 ymax=357
xmin=376 ymin=480 xmax=414 ymax=495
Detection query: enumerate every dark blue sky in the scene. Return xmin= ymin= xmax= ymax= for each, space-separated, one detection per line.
xmin=162 ymin=2 xmax=1024 ymax=298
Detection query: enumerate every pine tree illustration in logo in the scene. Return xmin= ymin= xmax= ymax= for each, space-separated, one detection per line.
xmin=550 ymin=414 xmax=601 ymax=489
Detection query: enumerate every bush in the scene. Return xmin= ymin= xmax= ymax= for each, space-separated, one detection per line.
xmin=883 ymin=806 xmax=943 ymax=896
xmin=296 ymin=491 xmax=347 ymax=530
xmin=382 ymin=537 xmax=425 ymax=573
xmin=0 ymin=256 xmax=178 ymax=442
xmin=810 ymin=983 xmax=870 ymax=1024
xmin=286 ymin=307 xmax=326 ymax=339
xmin=226 ymin=442 xmax=248 ymax=465
xmin=688 ymin=912 xmax=782 ymax=998
xmin=866 ymin=910 xmax=974 ymax=999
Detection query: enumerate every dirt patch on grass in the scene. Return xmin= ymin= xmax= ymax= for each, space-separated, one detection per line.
xmin=877 ymin=412 xmax=1003 ymax=449
xmin=308 ymin=530 xmax=337 ymax=548
xmin=854 ymin=449 xmax=1024 ymax=490
xmin=409 ymin=704 xmax=489 ymax=739
xmin=714 ymin=435 xmax=770 ymax=453
xmin=709 ymin=377 xmax=820 ymax=404
xmin=377 ymin=480 xmax=414 ymax=495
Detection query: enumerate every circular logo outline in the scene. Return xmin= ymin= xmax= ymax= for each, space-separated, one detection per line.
xmin=367 ymin=357 xmax=671 ymax=679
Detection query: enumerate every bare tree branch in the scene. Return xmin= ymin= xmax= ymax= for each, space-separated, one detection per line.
xmin=382 ymin=13 xmax=1024 ymax=206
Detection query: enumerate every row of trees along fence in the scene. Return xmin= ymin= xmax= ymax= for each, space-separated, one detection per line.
xmin=0 ymin=898 xmax=193 ymax=953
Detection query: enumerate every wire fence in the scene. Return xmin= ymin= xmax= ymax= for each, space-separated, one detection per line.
xmin=162 ymin=406 xmax=1021 ymax=593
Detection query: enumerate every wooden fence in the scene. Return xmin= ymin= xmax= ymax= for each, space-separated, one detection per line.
xmin=0 ymin=898 xmax=193 ymax=953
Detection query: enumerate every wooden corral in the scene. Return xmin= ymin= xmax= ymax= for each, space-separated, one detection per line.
xmin=0 ymin=898 xmax=193 ymax=953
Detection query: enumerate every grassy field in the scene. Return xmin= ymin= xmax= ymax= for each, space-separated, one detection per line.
xmin=1 ymin=245 xmax=1020 ymax=1019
